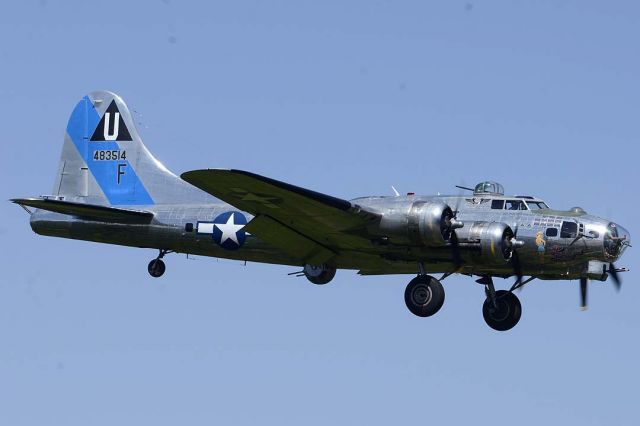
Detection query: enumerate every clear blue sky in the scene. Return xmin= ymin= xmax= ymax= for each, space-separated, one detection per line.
xmin=1 ymin=1 xmax=638 ymax=424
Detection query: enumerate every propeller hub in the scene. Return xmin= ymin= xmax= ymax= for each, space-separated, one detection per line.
xmin=449 ymin=219 xmax=464 ymax=230
xmin=510 ymin=238 xmax=525 ymax=249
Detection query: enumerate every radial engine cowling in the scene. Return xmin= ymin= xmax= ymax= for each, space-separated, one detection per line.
xmin=468 ymin=222 xmax=517 ymax=263
xmin=379 ymin=201 xmax=460 ymax=246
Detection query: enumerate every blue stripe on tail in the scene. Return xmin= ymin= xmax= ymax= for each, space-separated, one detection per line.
xmin=66 ymin=96 xmax=154 ymax=205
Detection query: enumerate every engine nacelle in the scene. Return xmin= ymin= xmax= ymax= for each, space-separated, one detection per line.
xmin=379 ymin=201 xmax=459 ymax=246
xmin=467 ymin=222 xmax=515 ymax=263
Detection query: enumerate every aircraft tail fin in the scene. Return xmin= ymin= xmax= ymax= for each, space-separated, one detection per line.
xmin=52 ymin=91 xmax=208 ymax=206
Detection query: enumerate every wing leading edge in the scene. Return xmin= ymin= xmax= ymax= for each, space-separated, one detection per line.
xmin=181 ymin=169 xmax=381 ymax=263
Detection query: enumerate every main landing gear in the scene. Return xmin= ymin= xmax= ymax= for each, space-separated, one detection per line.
xmin=402 ymin=270 xmax=523 ymax=331
xmin=404 ymin=275 xmax=445 ymax=317
xmin=148 ymin=249 xmax=172 ymax=278
xmin=482 ymin=291 xmax=521 ymax=331
xmin=477 ymin=276 xmax=521 ymax=331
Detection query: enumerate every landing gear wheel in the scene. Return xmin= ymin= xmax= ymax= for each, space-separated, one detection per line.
xmin=404 ymin=275 xmax=445 ymax=317
xmin=482 ymin=290 xmax=521 ymax=331
xmin=148 ymin=259 xmax=166 ymax=278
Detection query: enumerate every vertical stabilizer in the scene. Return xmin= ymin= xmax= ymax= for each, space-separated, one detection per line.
xmin=53 ymin=91 xmax=209 ymax=206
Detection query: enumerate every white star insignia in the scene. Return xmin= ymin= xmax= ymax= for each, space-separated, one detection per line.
xmin=215 ymin=214 xmax=245 ymax=245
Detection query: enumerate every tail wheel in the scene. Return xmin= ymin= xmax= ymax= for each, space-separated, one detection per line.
xmin=148 ymin=259 xmax=166 ymax=278
xmin=404 ymin=275 xmax=445 ymax=317
xmin=482 ymin=290 xmax=521 ymax=331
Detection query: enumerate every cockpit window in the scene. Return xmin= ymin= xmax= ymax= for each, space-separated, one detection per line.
xmin=560 ymin=221 xmax=578 ymax=238
xmin=491 ymin=199 xmax=505 ymax=210
xmin=526 ymin=201 xmax=549 ymax=210
xmin=505 ymin=200 xmax=527 ymax=211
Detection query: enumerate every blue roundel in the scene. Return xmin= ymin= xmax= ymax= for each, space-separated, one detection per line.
xmin=212 ymin=211 xmax=247 ymax=250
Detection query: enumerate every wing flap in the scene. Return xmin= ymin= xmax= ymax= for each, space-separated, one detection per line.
xmin=11 ymin=198 xmax=154 ymax=223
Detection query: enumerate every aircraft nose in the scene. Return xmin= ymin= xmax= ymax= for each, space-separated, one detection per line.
xmin=604 ymin=222 xmax=631 ymax=260
xmin=619 ymin=224 xmax=631 ymax=249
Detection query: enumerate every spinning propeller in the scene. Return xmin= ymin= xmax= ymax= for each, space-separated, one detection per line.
xmin=508 ymin=225 xmax=524 ymax=285
xmin=448 ymin=188 xmax=466 ymax=269
xmin=579 ymin=263 xmax=624 ymax=310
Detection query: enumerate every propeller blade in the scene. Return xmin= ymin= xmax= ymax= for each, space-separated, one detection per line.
xmin=580 ymin=277 xmax=588 ymax=310
xmin=511 ymin=250 xmax=523 ymax=285
xmin=450 ymin=230 xmax=462 ymax=269
xmin=509 ymin=226 xmax=523 ymax=285
xmin=452 ymin=181 xmax=467 ymax=220
xmin=609 ymin=263 xmax=621 ymax=291
xmin=448 ymin=184 xmax=466 ymax=270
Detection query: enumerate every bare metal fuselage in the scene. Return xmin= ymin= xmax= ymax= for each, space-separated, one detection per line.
xmin=29 ymin=192 xmax=625 ymax=281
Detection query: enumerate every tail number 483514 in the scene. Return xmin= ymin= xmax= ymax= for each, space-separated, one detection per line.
xmin=93 ymin=150 xmax=127 ymax=161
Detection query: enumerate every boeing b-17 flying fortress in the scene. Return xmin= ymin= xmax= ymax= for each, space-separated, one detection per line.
xmin=12 ymin=91 xmax=631 ymax=331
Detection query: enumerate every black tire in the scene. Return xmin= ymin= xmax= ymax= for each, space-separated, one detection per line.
xmin=482 ymin=290 xmax=522 ymax=331
xmin=404 ymin=275 xmax=445 ymax=317
xmin=148 ymin=259 xmax=166 ymax=278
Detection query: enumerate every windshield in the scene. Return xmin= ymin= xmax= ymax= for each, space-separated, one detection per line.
xmin=505 ymin=200 xmax=527 ymax=210
xmin=526 ymin=201 xmax=549 ymax=210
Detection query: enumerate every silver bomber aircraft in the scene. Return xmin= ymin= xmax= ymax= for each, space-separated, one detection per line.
xmin=12 ymin=91 xmax=632 ymax=331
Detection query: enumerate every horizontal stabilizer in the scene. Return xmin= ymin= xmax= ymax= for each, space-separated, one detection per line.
xmin=11 ymin=198 xmax=154 ymax=223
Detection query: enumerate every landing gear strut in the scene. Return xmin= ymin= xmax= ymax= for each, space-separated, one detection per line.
xmin=404 ymin=275 xmax=445 ymax=317
xmin=478 ymin=276 xmax=522 ymax=331
xmin=148 ymin=249 xmax=172 ymax=278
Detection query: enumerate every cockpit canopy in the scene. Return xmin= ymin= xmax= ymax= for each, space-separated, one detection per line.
xmin=474 ymin=181 xmax=504 ymax=196
xmin=470 ymin=181 xmax=550 ymax=210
